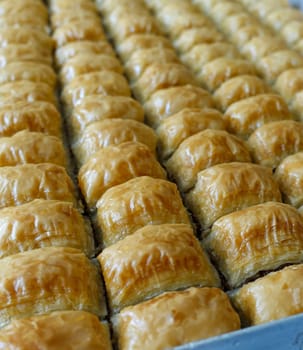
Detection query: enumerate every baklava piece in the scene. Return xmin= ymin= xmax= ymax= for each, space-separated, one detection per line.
xmin=166 ymin=129 xmax=251 ymax=192
xmin=232 ymin=264 xmax=303 ymax=325
xmin=223 ymin=94 xmax=293 ymax=139
xmin=157 ymin=108 xmax=225 ymax=160
xmin=248 ymin=120 xmax=303 ymax=168
xmin=185 ymin=162 xmax=281 ymax=229
xmin=113 ymin=287 xmax=240 ymax=350
xmin=205 ymin=202 xmax=303 ymax=288
xmin=0 ymin=247 xmax=106 ymax=328
xmin=265 ymin=8 xmax=303 ymax=31
xmin=241 ymin=36 xmax=285 ymax=61
xmin=78 ymin=142 xmax=166 ymax=208
xmin=221 ymin=13 xmax=258 ymax=34
xmin=99 ymin=224 xmax=220 ymax=312
xmin=0 ymin=311 xmax=112 ymax=350
xmin=291 ymin=91 xmax=303 ymax=121
xmin=281 ymin=20 xmax=303 ymax=46
xmin=274 ymin=68 xmax=303 ymax=103
xmin=96 ymin=176 xmax=191 ymax=246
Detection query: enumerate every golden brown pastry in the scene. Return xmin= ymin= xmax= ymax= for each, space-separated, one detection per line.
xmin=0 ymin=62 xmax=56 ymax=88
xmin=116 ymin=34 xmax=173 ymax=62
xmin=0 ymin=131 xmax=66 ymax=167
xmin=104 ymin=4 xmax=148 ymax=29
xmin=144 ymin=85 xmax=214 ymax=128
xmin=0 ymin=163 xmax=76 ymax=208
xmin=205 ymin=202 xmax=303 ymax=288
xmin=281 ymin=20 xmax=303 ymax=46
xmin=214 ymin=75 xmax=272 ymax=111
xmin=0 ymin=44 xmax=52 ymax=67
xmin=266 ymin=8 xmax=303 ymax=31
xmin=133 ymin=63 xmax=197 ymax=102
xmin=96 ymin=176 xmax=190 ymax=246
xmin=125 ymin=48 xmax=179 ymax=81
xmin=0 ymin=81 xmax=56 ymax=107
xmin=0 ymin=247 xmax=105 ymax=328
xmin=62 ymin=71 xmax=131 ymax=109
xmin=72 ymin=119 xmax=156 ymax=165
xmin=232 ymin=264 xmax=303 ymax=325
xmin=194 ymin=0 xmax=222 ymax=13
xmin=291 ymin=91 xmax=303 ymax=121
xmin=174 ymin=27 xmax=224 ymax=53
xmin=199 ymin=58 xmax=257 ymax=92
xmin=248 ymin=120 xmax=303 ymax=168
xmin=185 ymin=162 xmax=282 ymax=229
xmin=221 ymin=13 xmax=258 ymax=34
xmin=53 ymin=20 xmax=105 ymax=47
xmin=0 ymin=101 xmax=62 ymax=137
xmin=181 ymin=43 xmax=241 ymax=73
xmin=79 ymin=142 xmax=166 ymax=208
xmin=166 ymin=129 xmax=251 ymax=192
xmin=241 ymin=36 xmax=286 ymax=61
xmin=50 ymin=0 xmax=98 ymax=14
xmin=248 ymin=0 xmax=288 ymax=19
xmin=257 ymin=50 xmax=303 ymax=84
xmin=0 ymin=28 xmax=54 ymax=51
xmin=109 ymin=14 xmax=161 ymax=43
xmin=211 ymin=1 xmax=244 ymax=24
xmin=223 ymin=94 xmax=293 ymax=139
xmin=50 ymin=8 xmax=101 ymax=28
xmin=0 ymin=0 xmax=48 ymax=22
xmin=0 ymin=199 xmax=93 ymax=258
xmin=60 ymin=53 xmax=123 ymax=85
xmin=113 ymin=287 xmax=240 ymax=350
xmin=274 ymin=68 xmax=303 ymax=103
xmin=294 ymin=39 xmax=303 ymax=56
xmin=55 ymin=40 xmax=115 ymax=67
xmin=275 ymin=152 xmax=303 ymax=208
xmin=0 ymin=311 xmax=112 ymax=350
xmin=69 ymin=95 xmax=144 ymax=136
xmin=157 ymin=108 xmax=225 ymax=160
xmin=229 ymin=25 xmax=271 ymax=47
xmin=99 ymin=224 xmax=220 ymax=311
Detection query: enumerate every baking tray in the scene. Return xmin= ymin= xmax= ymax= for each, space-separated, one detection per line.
xmin=176 ymin=313 xmax=303 ymax=350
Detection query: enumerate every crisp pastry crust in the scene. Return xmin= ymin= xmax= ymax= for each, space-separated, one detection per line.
xmin=125 ymin=48 xmax=179 ymax=81
xmin=144 ymin=85 xmax=214 ymax=128
xmin=70 ymin=95 xmax=144 ymax=136
xmin=0 ymin=131 xmax=66 ymax=167
xmin=0 ymin=199 xmax=93 ymax=258
xmin=53 ymin=20 xmax=105 ymax=47
xmin=156 ymin=107 xmax=226 ymax=160
xmin=281 ymin=20 xmax=303 ymax=46
xmin=181 ymin=43 xmax=240 ymax=73
xmin=0 ymin=81 xmax=56 ymax=107
xmin=185 ymin=162 xmax=282 ymax=229
xmin=199 ymin=58 xmax=257 ymax=92
xmin=96 ymin=176 xmax=191 ymax=246
xmin=205 ymin=202 xmax=303 ymax=288
xmin=116 ymin=34 xmax=173 ymax=62
xmin=248 ymin=0 xmax=288 ymax=19
xmin=55 ymin=40 xmax=115 ymax=67
xmin=0 ymin=62 xmax=56 ymax=88
xmin=99 ymin=224 xmax=220 ymax=312
xmin=0 ymin=28 xmax=54 ymax=50
xmin=113 ymin=287 xmax=240 ymax=350
xmin=248 ymin=120 xmax=303 ymax=168
xmin=166 ymin=129 xmax=251 ymax=192
xmin=232 ymin=264 xmax=303 ymax=325
xmin=0 ymin=311 xmax=112 ymax=350
xmin=60 ymin=53 xmax=123 ymax=85
xmin=132 ymin=63 xmax=197 ymax=102
xmin=0 ymin=101 xmax=61 ymax=137
xmin=257 ymin=50 xmax=303 ymax=84
xmin=174 ymin=27 xmax=224 ymax=53
xmin=0 ymin=0 xmax=48 ymax=22
xmin=221 ymin=13 xmax=258 ymax=34
xmin=0 ymin=44 xmax=53 ymax=67
xmin=62 ymin=71 xmax=131 ymax=109
xmin=194 ymin=0 xmax=223 ymax=13
xmin=214 ymin=75 xmax=272 ymax=111
xmin=0 ymin=247 xmax=105 ymax=328
xmin=294 ymin=39 xmax=303 ymax=56
xmin=50 ymin=10 xmax=101 ymax=29
xmin=109 ymin=14 xmax=161 ymax=43
xmin=241 ymin=36 xmax=285 ymax=61
xmin=104 ymin=5 xmax=148 ymax=29
xmin=50 ymin=0 xmax=98 ymax=14
xmin=266 ymin=8 xmax=303 ymax=31
xmin=229 ymin=25 xmax=271 ymax=47
xmin=78 ymin=142 xmax=166 ymax=208
xmin=291 ymin=91 xmax=303 ymax=121
xmin=275 ymin=152 xmax=303 ymax=208
xmin=211 ymin=2 xmax=244 ymax=24
xmin=72 ymin=119 xmax=157 ymax=166
xmin=274 ymin=68 xmax=303 ymax=102
xmin=0 ymin=163 xmax=76 ymax=208
xmin=223 ymin=94 xmax=293 ymax=139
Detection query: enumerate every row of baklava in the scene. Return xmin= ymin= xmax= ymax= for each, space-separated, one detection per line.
xmin=49 ymin=0 xmax=243 ymax=349
xmin=0 ymin=1 xmax=114 ymax=349
xmin=143 ymin=0 xmax=303 ymax=330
